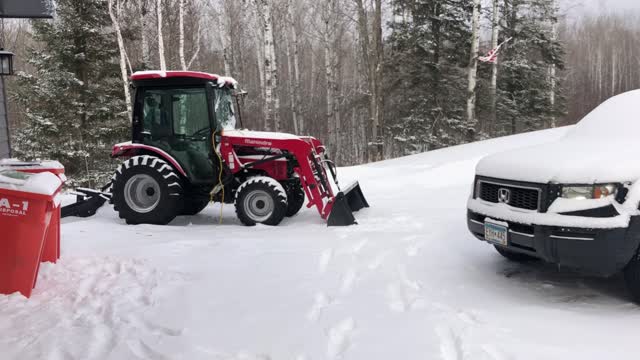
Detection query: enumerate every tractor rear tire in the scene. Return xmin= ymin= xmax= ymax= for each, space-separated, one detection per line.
xmin=181 ymin=198 xmax=210 ymax=216
xmin=111 ymin=155 xmax=184 ymax=225
xmin=285 ymin=184 xmax=305 ymax=217
xmin=235 ymin=177 xmax=288 ymax=226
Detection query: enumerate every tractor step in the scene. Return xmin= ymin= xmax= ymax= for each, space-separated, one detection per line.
xmin=327 ymin=181 xmax=370 ymax=226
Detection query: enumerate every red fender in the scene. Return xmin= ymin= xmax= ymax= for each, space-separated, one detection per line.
xmin=111 ymin=142 xmax=188 ymax=177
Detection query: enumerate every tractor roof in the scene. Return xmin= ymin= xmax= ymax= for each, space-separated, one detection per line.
xmin=130 ymin=71 xmax=238 ymax=88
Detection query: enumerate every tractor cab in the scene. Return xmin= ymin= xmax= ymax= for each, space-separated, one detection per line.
xmin=129 ymin=71 xmax=238 ymax=186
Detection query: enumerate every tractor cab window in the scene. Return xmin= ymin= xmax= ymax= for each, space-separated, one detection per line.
xmin=139 ymin=87 xmax=214 ymax=183
xmin=172 ymin=88 xmax=210 ymax=137
xmin=141 ymin=87 xmax=210 ymax=140
xmin=214 ymin=88 xmax=237 ymax=131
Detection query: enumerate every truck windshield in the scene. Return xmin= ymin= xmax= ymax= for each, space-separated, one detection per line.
xmin=214 ymin=88 xmax=237 ymax=131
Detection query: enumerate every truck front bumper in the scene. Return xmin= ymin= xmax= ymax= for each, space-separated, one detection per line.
xmin=467 ymin=210 xmax=640 ymax=277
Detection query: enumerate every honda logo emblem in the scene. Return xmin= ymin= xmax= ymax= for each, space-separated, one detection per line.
xmin=498 ymin=188 xmax=511 ymax=204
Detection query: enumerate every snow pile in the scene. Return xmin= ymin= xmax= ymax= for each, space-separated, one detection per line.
xmin=476 ymin=90 xmax=640 ymax=184
xmin=217 ymin=76 xmax=238 ymax=89
xmin=3 ymin=126 xmax=640 ymax=360
xmin=0 ymin=159 xmax=64 ymax=170
xmin=0 ymin=170 xmax=62 ymax=196
xmin=223 ymin=129 xmax=301 ymax=140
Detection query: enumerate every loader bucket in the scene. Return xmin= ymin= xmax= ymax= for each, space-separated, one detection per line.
xmin=61 ymin=187 xmax=111 ymax=218
xmin=327 ymin=181 xmax=370 ymax=226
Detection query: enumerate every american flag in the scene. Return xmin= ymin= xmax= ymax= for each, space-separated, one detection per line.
xmin=479 ymin=37 xmax=513 ymax=64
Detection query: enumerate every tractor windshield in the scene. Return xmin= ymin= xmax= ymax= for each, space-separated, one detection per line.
xmin=214 ymin=88 xmax=237 ymax=131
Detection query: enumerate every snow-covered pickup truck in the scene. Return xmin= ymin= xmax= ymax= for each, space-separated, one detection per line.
xmin=467 ymin=90 xmax=640 ymax=302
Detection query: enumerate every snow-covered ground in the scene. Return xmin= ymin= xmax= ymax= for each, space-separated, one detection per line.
xmin=3 ymin=127 xmax=640 ymax=360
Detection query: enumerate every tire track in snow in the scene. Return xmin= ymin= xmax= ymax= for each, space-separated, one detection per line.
xmin=318 ymin=249 xmax=334 ymax=274
xmin=340 ymin=268 xmax=357 ymax=294
xmin=327 ymin=317 xmax=356 ymax=359
xmin=436 ymin=326 xmax=464 ymax=360
xmin=307 ymin=292 xmax=332 ymax=322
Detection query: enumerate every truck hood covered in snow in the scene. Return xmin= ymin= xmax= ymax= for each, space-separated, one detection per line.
xmin=476 ymin=90 xmax=640 ymax=184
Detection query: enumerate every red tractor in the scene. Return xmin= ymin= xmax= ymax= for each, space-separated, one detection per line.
xmin=69 ymin=70 xmax=368 ymax=226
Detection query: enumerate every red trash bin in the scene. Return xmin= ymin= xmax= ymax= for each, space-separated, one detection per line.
xmin=0 ymin=170 xmax=62 ymax=298
xmin=0 ymin=160 xmax=65 ymax=264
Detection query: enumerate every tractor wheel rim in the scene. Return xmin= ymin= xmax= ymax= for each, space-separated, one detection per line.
xmin=124 ymin=174 xmax=161 ymax=214
xmin=243 ymin=190 xmax=274 ymax=223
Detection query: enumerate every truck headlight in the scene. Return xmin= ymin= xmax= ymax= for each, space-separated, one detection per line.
xmin=561 ymin=184 xmax=617 ymax=199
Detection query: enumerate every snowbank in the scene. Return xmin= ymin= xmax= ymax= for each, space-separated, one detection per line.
xmin=2 ymin=127 xmax=639 ymax=360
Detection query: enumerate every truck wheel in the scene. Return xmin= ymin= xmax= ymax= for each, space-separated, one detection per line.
xmin=235 ymin=177 xmax=288 ymax=226
xmin=112 ymin=155 xmax=183 ymax=225
xmin=285 ymin=183 xmax=305 ymax=217
xmin=624 ymin=254 xmax=640 ymax=303
xmin=494 ymin=245 xmax=539 ymax=262
xmin=181 ymin=198 xmax=210 ymax=215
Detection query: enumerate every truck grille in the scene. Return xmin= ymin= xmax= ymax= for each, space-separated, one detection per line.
xmin=478 ymin=180 xmax=541 ymax=211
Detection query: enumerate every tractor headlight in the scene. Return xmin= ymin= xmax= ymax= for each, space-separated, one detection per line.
xmin=561 ymin=184 xmax=617 ymax=200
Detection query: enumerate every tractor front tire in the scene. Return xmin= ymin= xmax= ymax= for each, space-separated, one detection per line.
xmin=285 ymin=183 xmax=305 ymax=217
xmin=112 ymin=155 xmax=184 ymax=225
xmin=181 ymin=197 xmax=210 ymax=216
xmin=235 ymin=177 xmax=288 ymax=226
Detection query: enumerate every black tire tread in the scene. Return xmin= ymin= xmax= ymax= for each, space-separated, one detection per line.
xmin=235 ymin=177 xmax=288 ymax=226
xmin=111 ymin=155 xmax=184 ymax=225
xmin=285 ymin=183 xmax=305 ymax=217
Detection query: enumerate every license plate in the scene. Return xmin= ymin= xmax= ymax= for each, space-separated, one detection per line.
xmin=484 ymin=221 xmax=508 ymax=246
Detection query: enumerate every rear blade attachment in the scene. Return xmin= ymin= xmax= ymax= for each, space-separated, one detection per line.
xmin=61 ymin=183 xmax=112 ymax=218
xmin=327 ymin=181 xmax=370 ymax=226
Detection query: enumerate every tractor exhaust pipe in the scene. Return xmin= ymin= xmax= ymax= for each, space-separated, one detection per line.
xmin=327 ymin=181 xmax=370 ymax=226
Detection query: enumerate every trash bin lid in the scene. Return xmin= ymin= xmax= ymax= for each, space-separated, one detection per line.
xmin=0 ymin=159 xmax=64 ymax=171
xmin=0 ymin=170 xmax=62 ymax=196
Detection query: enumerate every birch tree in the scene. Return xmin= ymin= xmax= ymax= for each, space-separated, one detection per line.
xmin=108 ymin=0 xmax=132 ymax=118
xmin=286 ymin=0 xmax=301 ymax=134
xmin=548 ymin=0 xmax=558 ymax=128
xmin=254 ymin=0 xmax=279 ymax=132
xmin=354 ymin=0 xmax=384 ymax=160
xmin=466 ymin=0 xmax=481 ymax=140
xmin=138 ymin=0 xmax=151 ymax=69
xmin=156 ymin=0 xmax=166 ymax=71
xmin=179 ymin=0 xmax=187 ymax=70
xmin=489 ymin=0 xmax=500 ymax=134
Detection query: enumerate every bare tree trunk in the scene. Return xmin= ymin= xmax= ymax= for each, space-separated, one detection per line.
xmin=108 ymin=0 xmax=132 ymax=118
xmin=285 ymin=23 xmax=298 ymax=134
xmin=324 ymin=28 xmax=335 ymax=152
xmin=372 ymin=0 xmax=383 ymax=146
xmin=179 ymin=0 xmax=187 ymax=70
xmin=489 ymin=0 xmax=499 ymax=135
xmin=139 ymin=0 xmax=150 ymax=69
xmin=255 ymin=0 xmax=279 ymax=132
xmin=548 ymin=0 xmax=557 ymax=128
xmin=187 ymin=24 xmax=201 ymax=69
xmin=286 ymin=0 xmax=301 ymax=134
xmin=156 ymin=0 xmax=166 ymax=71
xmin=354 ymin=0 xmax=383 ymax=161
xmin=466 ymin=0 xmax=481 ymax=141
